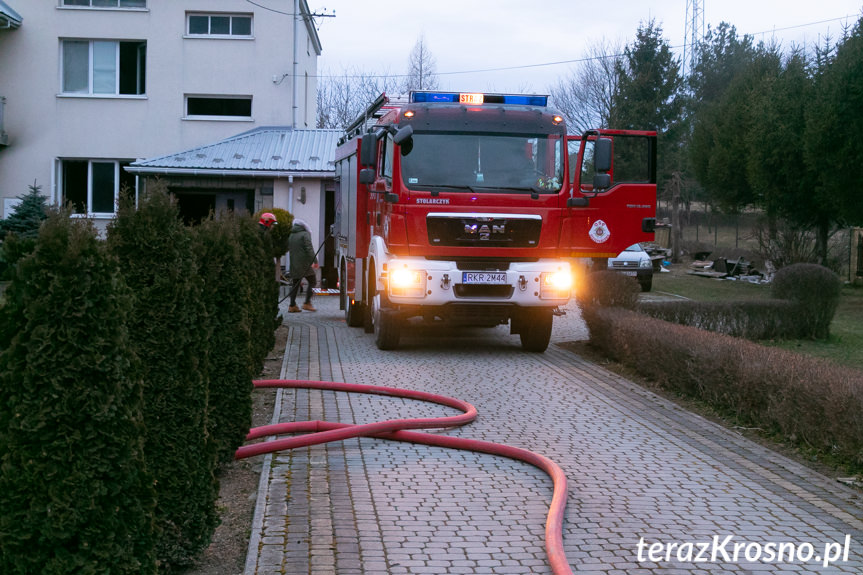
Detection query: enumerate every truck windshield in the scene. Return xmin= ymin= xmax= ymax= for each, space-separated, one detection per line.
xmin=400 ymin=132 xmax=563 ymax=193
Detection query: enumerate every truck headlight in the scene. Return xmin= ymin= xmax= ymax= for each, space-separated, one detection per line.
xmin=389 ymin=268 xmax=427 ymax=297
xmin=540 ymin=269 xmax=572 ymax=299
xmin=639 ymin=258 xmax=652 ymax=269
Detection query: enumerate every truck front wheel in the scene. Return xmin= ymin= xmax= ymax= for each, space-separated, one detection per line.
xmin=372 ymin=291 xmax=401 ymax=350
xmin=519 ymin=308 xmax=553 ymax=352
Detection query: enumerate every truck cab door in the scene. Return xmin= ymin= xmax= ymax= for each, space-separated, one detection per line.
xmin=564 ymin=130 xmax=657 ymax=258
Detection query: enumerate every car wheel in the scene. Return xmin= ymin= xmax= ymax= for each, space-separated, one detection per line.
xmin=640 ymin=277 xmax=652 ymax=292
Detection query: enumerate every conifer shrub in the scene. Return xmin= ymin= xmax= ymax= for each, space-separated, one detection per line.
xmin=107 ymin=186 xmax=218 ymax=570
xmin=0 ymin=212 xmax=156 ymax=574
xmin=0 ymin=181 xmax=49 ymax=279
xmin=239 ymin=215 xmax=280 ymax=376
xmin=254 ymin=207 xmax=293 ymax=259
xmin=0 ymin=181 xmax=49 ymax=241
xmin=194 ymin=214 xmax=256 ymax=464
xmin=771 ymin=263 xmax=841 ymax=339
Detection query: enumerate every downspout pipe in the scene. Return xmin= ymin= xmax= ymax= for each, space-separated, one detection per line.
xmin=292 ymin=0 xmax=299 ymax=129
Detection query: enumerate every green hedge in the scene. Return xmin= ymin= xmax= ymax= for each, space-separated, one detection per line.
xmin=0 ymin=213 xmax=156 ymax=575
xmin=637 ymin=264 xmax=841 ymax=341
xmin=581 ymin=306 xmax=863 ymax=467
xmin=107 ymin=187 xmax=218 ymax=570
xmin=638 ymin=299 xmax=799 ymax=340
xmin=0 ymin=186 xmax=281 ymax=573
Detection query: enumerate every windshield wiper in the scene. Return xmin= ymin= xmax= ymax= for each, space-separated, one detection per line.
xmin=472 ymin=185 xmax=557 ymax=195
xmin=417 ymin=185 xmax=473 ymax=192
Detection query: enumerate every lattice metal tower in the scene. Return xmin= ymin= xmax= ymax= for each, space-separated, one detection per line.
xmin=682 ymin=0 xmax=706 ymax=81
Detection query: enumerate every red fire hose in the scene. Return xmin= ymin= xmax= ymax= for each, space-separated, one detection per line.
xmin=236 ymin=379 xmax=572 ymax=575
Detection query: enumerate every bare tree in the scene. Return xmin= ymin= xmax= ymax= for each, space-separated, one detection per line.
xmin=403 ymin=35 xmax=439 ymax=92
xmin=549 ymin=39 xmax=623 ymax=133
xmin=316 ymin=66 xmax=402 ymax=130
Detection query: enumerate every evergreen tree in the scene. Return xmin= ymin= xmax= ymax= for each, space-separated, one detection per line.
xmin=106 ymin=184 xmax=218 ymax=570
xmin=0 ymin=181 xmax=48 ymax=241
xmin=806 ymin=16 xmax=863 ymax=260
xmin=194 ymin=214 xmax=256 ymax=463
xmin=238 ymin=215 xmax=280 ymax=377
xmin=0 ymin=212 xmax=156 ymax=575
xmin=746 ymin=48 xmax=812 ymax=228
xmin=687 ymin=23 xmax=758 ymax=209
xmin=610 ymin=19 xmax=684 ymax=192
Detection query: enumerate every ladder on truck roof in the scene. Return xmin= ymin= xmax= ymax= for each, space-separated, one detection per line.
xmin=340 ymin=92 xmax=406 ymax=142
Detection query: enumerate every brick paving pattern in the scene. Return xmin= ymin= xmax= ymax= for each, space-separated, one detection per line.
xmin=245 ymin=296 xmax=863 ymax=574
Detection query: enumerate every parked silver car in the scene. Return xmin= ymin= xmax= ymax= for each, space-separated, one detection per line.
xmin=608 ymin=243 xmax=653 ymax=292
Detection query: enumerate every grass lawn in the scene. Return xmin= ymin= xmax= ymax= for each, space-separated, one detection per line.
xmin=652 ymin=265 xmax=863 ymax=371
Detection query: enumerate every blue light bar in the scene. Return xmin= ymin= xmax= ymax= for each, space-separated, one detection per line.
xmin=410 ymin=92 xmax=548 ymax=107
xmin=499 ymin=95 xmax=549 ymax=106
xmin=411 ymin=92 xmax=459 ymax=103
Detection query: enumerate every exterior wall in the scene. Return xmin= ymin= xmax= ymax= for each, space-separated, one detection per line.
xmin=274 ymin=176 xmax=325 ymax=251
xmin=0 ymin=1 xmax=319 ymax=221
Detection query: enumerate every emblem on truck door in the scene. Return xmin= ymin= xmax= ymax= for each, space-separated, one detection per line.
xmin=589 ymin=219 xmax=611 ymax=243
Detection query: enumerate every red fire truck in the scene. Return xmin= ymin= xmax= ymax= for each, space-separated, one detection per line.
xmin=334 ymin=91 xmax=656 ymax=351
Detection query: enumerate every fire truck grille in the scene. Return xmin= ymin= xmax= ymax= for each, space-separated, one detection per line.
xmin=453 ymin=284 xmax=515 ymax=299
xmin=427 ymin=215 xmax=541 ymax=248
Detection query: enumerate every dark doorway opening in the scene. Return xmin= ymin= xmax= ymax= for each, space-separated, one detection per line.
xmin=175 ymin=192 xmax=216 ymax=225
xmin=322 ymin=188 xmax=338 ymax=290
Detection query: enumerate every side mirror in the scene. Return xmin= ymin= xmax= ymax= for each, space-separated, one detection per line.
xmin=642 ymin=217 xmax=656 ymax=233
xmin=393 ymin=124 xmax=413 ymax=145
xmin=359 ymin=168 xmax=375 ymax=184
xmin=360 ymin=134 xmax=377 ymax=167
xmin=593 ymin=173 xmax=611 ymax=191
xmin=594 ymin=137 xmax=612 ymax=173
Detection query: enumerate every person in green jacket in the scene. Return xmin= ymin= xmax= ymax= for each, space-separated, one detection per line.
xmin=287 ymin=219 xmax=318 ymax=312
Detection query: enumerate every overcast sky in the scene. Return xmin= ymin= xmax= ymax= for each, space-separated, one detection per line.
xmin=310 ymin=1 xmax=862 ymax=94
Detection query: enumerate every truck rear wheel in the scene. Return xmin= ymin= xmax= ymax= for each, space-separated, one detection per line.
xmin=519 ymin=308 xmax=553 ymax=352
xmin=342 ymin=261 xmax=364 ymax=327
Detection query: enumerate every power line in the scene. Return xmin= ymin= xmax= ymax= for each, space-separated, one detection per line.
xmin=243 ymin=0 xmax=335 ymax=20
xmin=244 ymin=0 xmax=294 ymax=16
xmin=305 ymin=12 xmax=859 ymax=81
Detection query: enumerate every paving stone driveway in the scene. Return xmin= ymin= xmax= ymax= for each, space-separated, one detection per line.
xmin=244 ymin=296 xmax=863 ymax=574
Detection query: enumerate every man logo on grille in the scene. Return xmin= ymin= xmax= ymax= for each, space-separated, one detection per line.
xmin=465 ymin=223 xmax=506 ymax=240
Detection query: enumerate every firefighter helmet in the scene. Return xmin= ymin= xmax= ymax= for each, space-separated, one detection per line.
xmin=259 ymin=212 xmax=277 ymax=228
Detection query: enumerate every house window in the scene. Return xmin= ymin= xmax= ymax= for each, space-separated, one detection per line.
xmin=62 ymin=0 xmax=147 ymax=8
xmin=62 ymin=40 xmax=146 ymax=96
xmin=61 ymin=160 xmax=136 ymax=216
xmin=186 ymin=96 xmax=252 ymax=119
xmin=187 ymin=13 xmax=252 ymax=37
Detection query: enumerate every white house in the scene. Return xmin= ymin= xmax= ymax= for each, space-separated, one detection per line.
xmin=126 ymin=126 xmax=341 ymax=287
xmin=0 ymin=0 xmax=328 ymax=234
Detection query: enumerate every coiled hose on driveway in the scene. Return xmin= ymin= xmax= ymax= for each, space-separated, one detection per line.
xmin=235 ymin=379 xmax=572 ymax=575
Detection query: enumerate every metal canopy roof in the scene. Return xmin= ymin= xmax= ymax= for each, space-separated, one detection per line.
xmin=127 ymin=127 xmax=340 ymax=178
xmin=0 ymin=0 xmax=22 ymax=29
